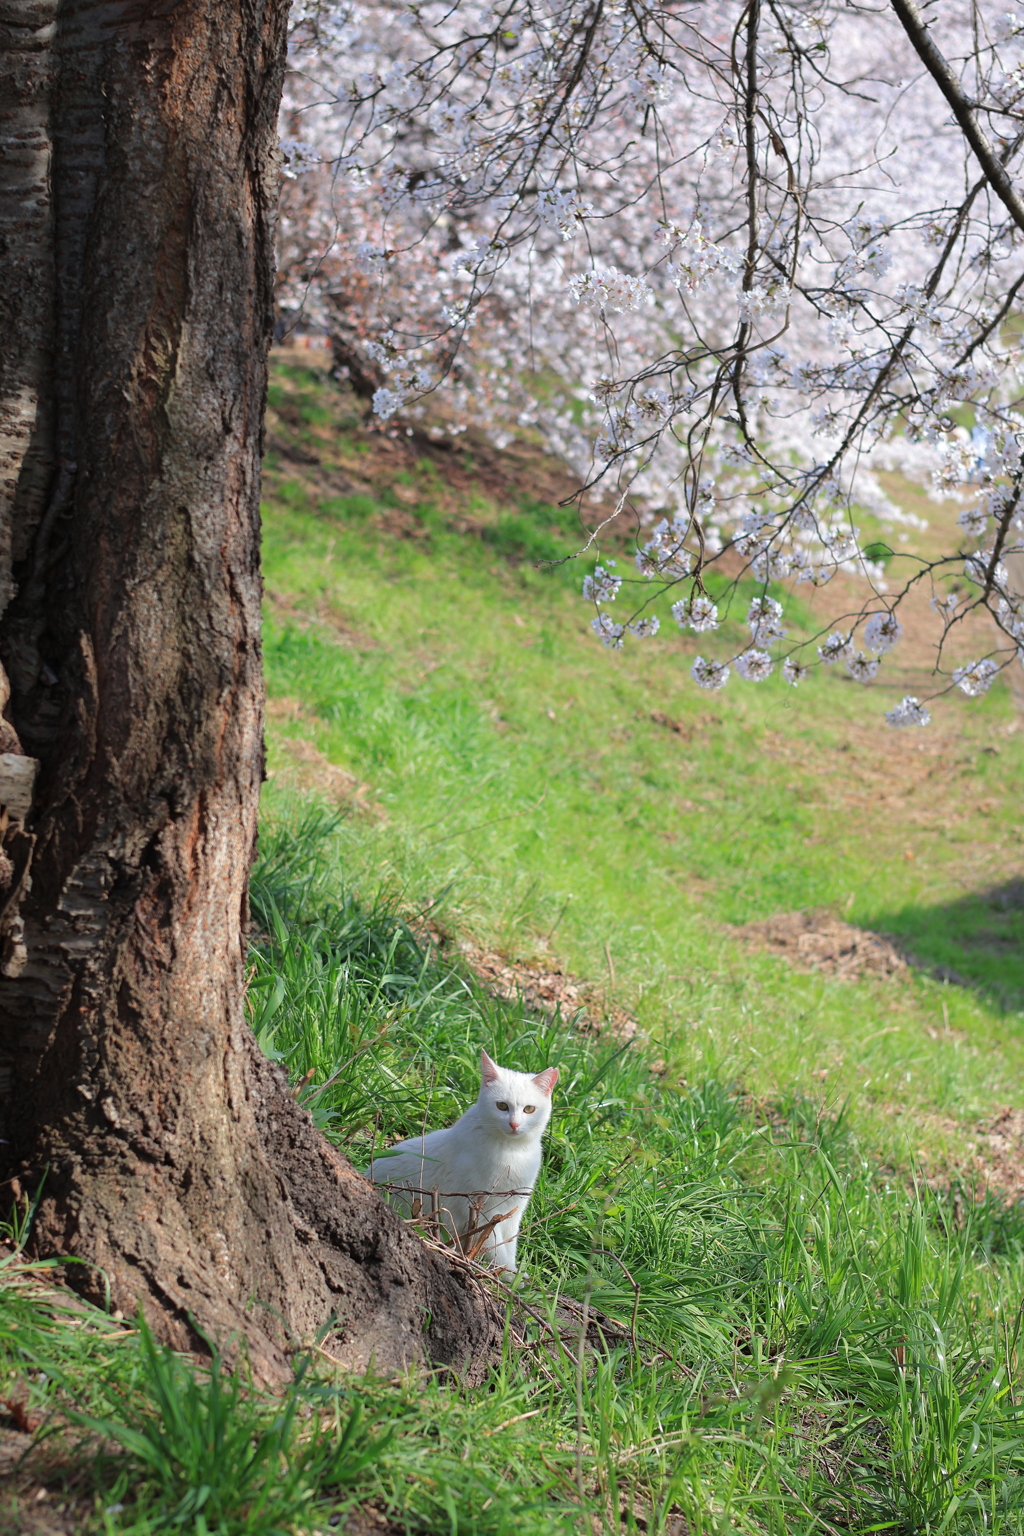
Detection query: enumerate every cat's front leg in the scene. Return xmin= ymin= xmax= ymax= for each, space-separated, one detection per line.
xmin=487 ymin=1215 xmax=521 ymax=1272
xmin=488 ymin=1237 xmax=517 ymax=1272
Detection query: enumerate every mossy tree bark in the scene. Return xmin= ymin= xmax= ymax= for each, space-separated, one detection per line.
xmin=0 ymin=0 xmax=498 ymax=1382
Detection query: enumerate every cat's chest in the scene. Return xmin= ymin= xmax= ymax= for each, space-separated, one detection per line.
xmin=445 ymin=1132 xmax=541 ymax=1188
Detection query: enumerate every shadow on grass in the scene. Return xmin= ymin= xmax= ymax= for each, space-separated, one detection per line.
xmin=871 ymin=876 xmax=1024 ymax=1014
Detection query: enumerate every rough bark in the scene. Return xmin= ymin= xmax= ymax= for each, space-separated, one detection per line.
xmin=0 ymin=0 xmax=499 ymax=1383
xmin=1001 ymin=548 xmax=1024 ymax=719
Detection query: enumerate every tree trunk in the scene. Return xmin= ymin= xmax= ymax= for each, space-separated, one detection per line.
xmin=0 ymin=0 xmax=498 ymax=1383
xmin=1001 ymin=549 xmax=1024 ymax=719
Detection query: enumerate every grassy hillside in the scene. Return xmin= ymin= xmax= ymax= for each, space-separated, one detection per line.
xmin=260 ymin=354 xmax=1024 ymax=1151
xmin=3 ymin=353 xmax=1024 ymax=1534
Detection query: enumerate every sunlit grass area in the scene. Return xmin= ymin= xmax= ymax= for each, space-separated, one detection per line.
xmin=260 ymin=357 xmax=1024 ymax=1157
xmin=8 ymin=814 xmax=1024 ymax=1534
xmin=247 ymin=810 xmax=1024 ymax=1534
xmin=5 ymin=355 xmax=1024 ymax=1534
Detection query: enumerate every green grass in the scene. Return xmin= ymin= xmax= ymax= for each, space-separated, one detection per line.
xmin=226 ymin=818 xmax=1024 ymax=1529
xmin=6 ymin=355 xmax=1024 ymax=1532
xmin=252 ymin=357 xmax=1024 ymax=1526
xmin=259 ymin=371 xmax=1024 ymax=1146
xmin=74 ymin=1319 xmax=385 ymax=1535
xmin=6 ymin=820 xmax=1024 ymax=1533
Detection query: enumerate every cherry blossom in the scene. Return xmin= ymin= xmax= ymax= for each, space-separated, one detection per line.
xmin=278 ymin=0 xmax=1024 ymax=725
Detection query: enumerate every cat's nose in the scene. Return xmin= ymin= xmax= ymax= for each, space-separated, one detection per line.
xmin=509 ymin=1121 xmax=520 ymax=1133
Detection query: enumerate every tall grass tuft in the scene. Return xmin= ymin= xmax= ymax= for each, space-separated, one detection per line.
xmin=73 ymin=1317 xmax=388 ymax=1534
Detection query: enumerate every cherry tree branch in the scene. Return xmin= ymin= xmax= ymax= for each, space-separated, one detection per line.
xmin=889 ymin=0 xmax=1024 ymax=236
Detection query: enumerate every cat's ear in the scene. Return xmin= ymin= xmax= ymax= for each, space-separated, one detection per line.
xmin=532 ymin=1066 xmax=559 ymax=1097
xmin=480 ymin=1049 xmax=501 ymax=1085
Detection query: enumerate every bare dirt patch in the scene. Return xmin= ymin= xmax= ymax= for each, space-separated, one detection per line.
xmin=946 ymin=1105 xmax=1024 ymax=1203
xmin=910 ymin=1105 xmax=1024 ymax=1204
xmin=266 ymin=348 xmax=624 ymax=537
xmin=459 ymin=941 xmax=640 ymax=1042
xmin=732 ymin=909 xmax=908 ymax=981
xmin=649 ymin=709 xmax=723 ymax=740
xmin=268 ymin=736 xmax=387 ymax=820
xmin=412 ymin=929 xmax=641 ymax=1042
xmin=265 ymin=588 xmax=378 ymax=650
xmin=0 ymin=1485 xmax=92 ymax=1536
xmin=342 ymin=1505 xmax=407 ymax=1536
xmin=265 ymin=696 xmax=312 ymax=724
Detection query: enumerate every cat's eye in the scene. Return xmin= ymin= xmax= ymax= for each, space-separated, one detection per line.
xmin=524 ymin=1105 xmax=536 ymax=1114
xmin=495 ymin=1101 xmax=509 ymax=1111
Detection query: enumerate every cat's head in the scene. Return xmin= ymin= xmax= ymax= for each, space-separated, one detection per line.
xmin=477 ymin=1050 xmax=558 ymax=1140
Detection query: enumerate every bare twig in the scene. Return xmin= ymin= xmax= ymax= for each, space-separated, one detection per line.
xmin=609 ymin=1252 xmax=641 ymax=1355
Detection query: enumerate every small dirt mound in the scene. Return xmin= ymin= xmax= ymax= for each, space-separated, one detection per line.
xmin=268 ymin=733 xmax=388 ymax=820
xmin=919 ymin=1105 xmax=1024 ymax=1204
xmin=459 ymin=941 xmax=640 ymax=1040
xmin=733 ymin=909 xmax=907 ymax=981
xmin=970 ymin=1106 xmax=1024 ymax=1202
xmin=418 ymin=934 xmax=640 ymax=1041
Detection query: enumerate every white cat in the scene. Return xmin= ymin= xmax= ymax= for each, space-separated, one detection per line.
xmin=367 ymin=1050 xmax=559 ymax=1272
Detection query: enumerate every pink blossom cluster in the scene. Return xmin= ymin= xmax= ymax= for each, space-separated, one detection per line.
xmin=277 ymin=0 xmax=1024 ymax=721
